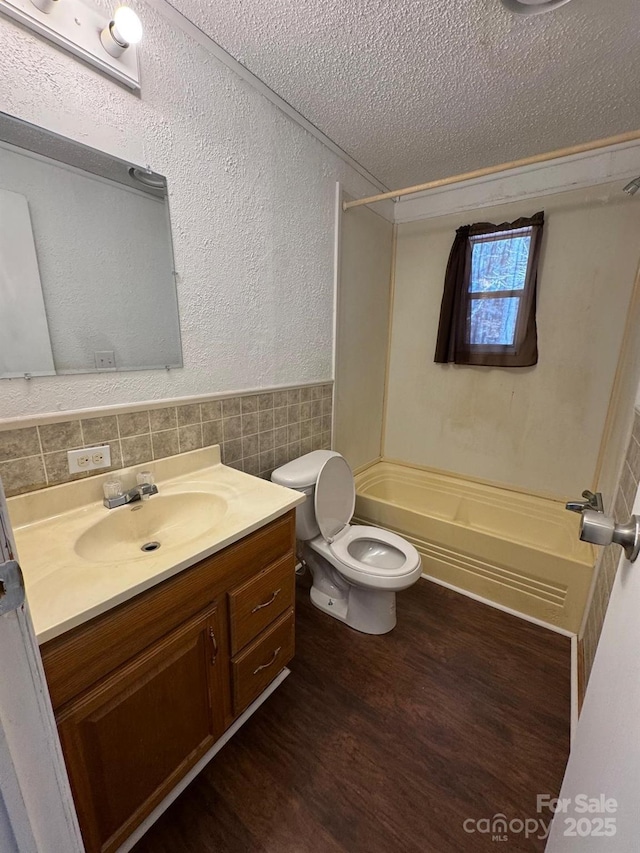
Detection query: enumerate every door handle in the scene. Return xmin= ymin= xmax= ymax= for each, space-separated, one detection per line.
xmin=579 ymin=509 xmax=640 ymax=562
xmin=208 ymin=627 xmax=218 ymax=664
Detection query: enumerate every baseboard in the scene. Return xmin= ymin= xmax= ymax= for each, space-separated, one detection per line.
xmin=116 ymin=668 xmax=290 ymax=853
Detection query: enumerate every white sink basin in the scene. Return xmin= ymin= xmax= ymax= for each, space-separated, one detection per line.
xmin=74 ymin=492 xmax=228 ymax=563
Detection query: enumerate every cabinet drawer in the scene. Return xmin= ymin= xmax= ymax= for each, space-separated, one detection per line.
xmin=228 ymin=555 xmax=295 ymax=654
xmin=232 ymin=608 xmax=294 ymax=714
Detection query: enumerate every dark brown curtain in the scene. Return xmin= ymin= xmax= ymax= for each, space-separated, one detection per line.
xmin=434 ymin=212 xmax=544 ymax=367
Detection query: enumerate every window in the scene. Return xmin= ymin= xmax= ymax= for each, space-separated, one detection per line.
xmin=434 ymin=212 xmax=544 ymax=367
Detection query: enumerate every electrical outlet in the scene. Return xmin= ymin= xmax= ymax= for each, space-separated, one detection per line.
xmin=68 ymin=445 xmax=112 ymax=474
xmin=95 ymin=351 xmax=116 ymax=370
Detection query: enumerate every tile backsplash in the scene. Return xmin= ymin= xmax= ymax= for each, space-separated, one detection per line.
xmin=0 ymin=384 xmax=333 ymax=497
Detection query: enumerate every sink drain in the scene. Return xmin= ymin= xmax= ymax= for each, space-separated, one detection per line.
xmin=141 ymin=541 xmax=161 ymax=553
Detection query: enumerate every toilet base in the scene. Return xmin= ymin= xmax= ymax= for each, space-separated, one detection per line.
xmin=303 ymin=543 xmax=398 ymax=634
xmin=309 ymin=583 xmax=397 ymax=635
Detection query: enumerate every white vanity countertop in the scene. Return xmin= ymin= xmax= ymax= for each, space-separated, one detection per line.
xmin=8 ymin=447 xmax=304 ymax=644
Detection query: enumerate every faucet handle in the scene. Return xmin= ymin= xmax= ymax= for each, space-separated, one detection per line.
xmin=136 ymin=471 xmax=156 ymax=501
xmin=103 ymin=479 xmax=123 ymax=501
xmin=565 ymin=490 xmax=604 ymax=514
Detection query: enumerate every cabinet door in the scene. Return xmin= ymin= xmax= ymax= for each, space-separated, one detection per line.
xmin=57 ymin=604 xmax=225 ymax=853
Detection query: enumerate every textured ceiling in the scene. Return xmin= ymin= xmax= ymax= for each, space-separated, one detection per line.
xmin=168 ymin=0 xmax=640 ymax=189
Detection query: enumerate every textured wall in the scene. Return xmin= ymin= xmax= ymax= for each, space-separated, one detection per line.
xmin=0 ymin=0 xmax=380 ymax=419
xmin=384 ymin=185 xmax=640 ymax=499
xmin=169 ymin=0 xmax=640 ymax=188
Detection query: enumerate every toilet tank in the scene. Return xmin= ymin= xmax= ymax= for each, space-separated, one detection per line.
xmin=271 ymin=450 xmax=340 ymax=541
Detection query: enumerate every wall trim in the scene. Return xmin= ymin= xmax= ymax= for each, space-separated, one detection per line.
xmin=394 ymin=139 xmax=640 ymax=223
xmin=152 ymin=0 xmax=388 ymax=195
xmin=379 ymin=223 xmax=397 ymax=458
xmin=0 ymin=379 xmax=333 ymax=431
xmin=352 ymin=457 xmax=382 ymax=476
xmin=332 ymin=183 xmax=343 ymax=387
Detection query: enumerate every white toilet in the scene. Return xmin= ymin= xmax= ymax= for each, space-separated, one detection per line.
xmin=272 ymin=450 xmax=422 ymax=634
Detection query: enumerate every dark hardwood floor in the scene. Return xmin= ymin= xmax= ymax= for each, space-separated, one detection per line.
xmin=133 ymin=578 xmax=570 ymax=853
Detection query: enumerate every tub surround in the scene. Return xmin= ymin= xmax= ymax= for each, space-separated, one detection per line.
xmin=0 ymin=383 xmax=333 ymax=498
xmin=8 ymin=446 xmax=304 ymax=643
xmin=333 ymin=198 xmax=393 ymax=471
xmin=383 ymin=187 xmax=640 ymax=499
xmin=355 ymin=461 xmax=594 ymax=633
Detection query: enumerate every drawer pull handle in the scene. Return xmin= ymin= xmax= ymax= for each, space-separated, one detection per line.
xmin=253 ymin=646 xmax=281 ymax=675
xmin=251 ymin=588 xmax=281 ymax=614
xmin=209 ymin=627 xmax=218 ymax=664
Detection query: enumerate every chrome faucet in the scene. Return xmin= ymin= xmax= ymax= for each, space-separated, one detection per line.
xmin=565 ymin=489 xmax=604 ymax=514
xmin=103 ymin=474 xmax=158 ymax=509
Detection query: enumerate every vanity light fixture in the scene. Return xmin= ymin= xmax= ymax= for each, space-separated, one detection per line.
xmin=500 ymin=0 xmax=573 ymax=14
xmin=0 ymin=0 xmax=141 ymax=90
xmin=129 ymin=166 xmax=166 ymax=189
xmin=100 ymin=6 xmax=142 ymax=58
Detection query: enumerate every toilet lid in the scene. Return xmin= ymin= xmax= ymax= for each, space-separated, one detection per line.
xmin=314 ymin=455 xmax=356 ymax=542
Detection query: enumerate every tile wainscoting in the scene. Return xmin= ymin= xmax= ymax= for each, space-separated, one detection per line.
xmin=0 ymin=384 xmax=333 ymax=497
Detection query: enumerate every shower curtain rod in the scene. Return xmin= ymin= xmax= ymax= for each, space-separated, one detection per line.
xmin=342 ymin=128 xmax=640 ymax=212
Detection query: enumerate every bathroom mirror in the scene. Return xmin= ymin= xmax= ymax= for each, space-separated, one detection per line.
xmin=0 ymin=111 xmax=182 ymax=379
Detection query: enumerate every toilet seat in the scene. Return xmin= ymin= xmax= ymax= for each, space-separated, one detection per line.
xmin=313 ymin=456 xmax=421 ymax=589
xmin=330 ymin=525 xmax=421 ymax=580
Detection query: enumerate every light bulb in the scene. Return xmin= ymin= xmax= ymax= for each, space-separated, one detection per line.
xmin=500 ymin=0 xmax=573 ymax=13
xmin=112 ymin=7 xmax=142 ymax=46
xmin=30 ymin=0 xmax=60 ymax=13
xmin=100 ymin=6 xmax=142 ymax=57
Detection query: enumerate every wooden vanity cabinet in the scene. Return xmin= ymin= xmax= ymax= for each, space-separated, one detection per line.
xmin=40 ymin=510 xmax=296 ymax=853
xmin=56 ymin=604 xmax=226 ymax=853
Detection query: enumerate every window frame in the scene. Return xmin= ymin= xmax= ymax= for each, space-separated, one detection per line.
xmin=435 ymin=211 xmax=544 ymax=368
xmin=465 ymin=225 xmax=537 ymax=356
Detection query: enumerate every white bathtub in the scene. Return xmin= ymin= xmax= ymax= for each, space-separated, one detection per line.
xmin=354 ymin=462 xmax=594 ymax=632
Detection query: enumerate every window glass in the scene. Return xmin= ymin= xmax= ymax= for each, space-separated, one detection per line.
xmin=469 ymin=296 xmax=520 ymax=346
xmin=469 ymin=232 xmax=532 ymax=294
